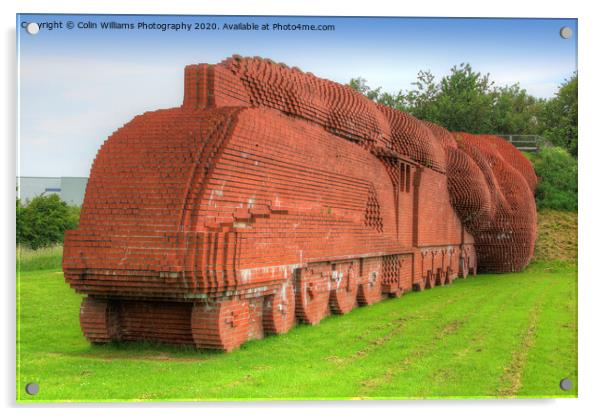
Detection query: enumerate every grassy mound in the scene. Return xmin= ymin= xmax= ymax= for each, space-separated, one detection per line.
xmin=534 ymin=210 xmax=577 ymax=263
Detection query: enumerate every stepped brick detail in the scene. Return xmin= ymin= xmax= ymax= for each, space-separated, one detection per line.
xmin=63 ymin=56 xmax=537 ymax=351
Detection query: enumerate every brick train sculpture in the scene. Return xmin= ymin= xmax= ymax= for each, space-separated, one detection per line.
xmin=63 ymin=56 xmax=537 ymax=351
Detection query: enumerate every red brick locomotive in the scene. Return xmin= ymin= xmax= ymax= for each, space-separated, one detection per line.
xmin=63 ymin=56 xmax=537 ymax=351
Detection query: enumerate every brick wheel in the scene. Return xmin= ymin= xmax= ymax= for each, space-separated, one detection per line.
xmin=358 ymin=270 xmax=382 ymax=305
xmin=330 ymin=265 xmax=359 ymax=314
xmin=263 ymin=279 xmax=296 ymax=335
xmin=190 ymin=299 xmax=250 ymax=352
xmin=80 ymin=297 xmax=120 ymax=344
xmin=295 ymin=267 xmax=330 ymax=325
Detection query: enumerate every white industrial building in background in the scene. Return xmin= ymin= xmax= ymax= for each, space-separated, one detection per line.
xmin=17 ymin=177 xmax=88 ymax=206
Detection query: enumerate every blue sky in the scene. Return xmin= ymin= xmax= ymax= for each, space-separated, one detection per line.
xmin=17 ymin=14 xmax=577 ymax=177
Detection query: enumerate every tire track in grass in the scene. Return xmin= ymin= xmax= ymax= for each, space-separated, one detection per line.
xmin=338 ymin=297 xmax=456 ymax=363
xmin=358 ymin=273 xmax=551 ymax=398
xmin=517 ymin=268 xmax=577 ymax=397
xmin=215 ymin=280 xmax=478 ymax=398
xmin=412 ymin=276 xmax=534 ymax=397
xmin=355 ymin=278 xmax=506 ymax=397
xmin=343 ymin=279 xmax=491 ymax=365
xmin=224 ymin=272 xmax=552 ymax=398
xmin=233 ymin=292 xmax=463 ymax=397
xmin=356 ymin=316 xmax=473 ymax=395
xmin=495 ymin=277 xmax=556 ymax=397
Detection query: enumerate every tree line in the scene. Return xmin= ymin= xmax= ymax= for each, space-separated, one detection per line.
xmin=349 ymin=63 xmax=577 ymax=157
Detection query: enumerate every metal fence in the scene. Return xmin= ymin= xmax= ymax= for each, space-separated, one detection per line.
xmin=496 ymin=135 xmax=550 ymax=153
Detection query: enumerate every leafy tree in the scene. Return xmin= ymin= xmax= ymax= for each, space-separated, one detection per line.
xmin=490 ymin=84 xmax=544 ymax=135
xmin=18 ymin=194 xmax=80 ymax=249
xmin=349 ymin=77 xmax=407 ymax=111
xmin=351 ymin=64 xmax=500 ymax=133
xmin=348 ymin=77 xmax=382 ymax=102
xmin=540 ymin=74 xmax=578 ymax=157
xmin=403 ymin=70 xmax=439 ymax=118
xmin=421 ymin=63 xmax=494 ymax=133
xmin=376 ymin=90 xmax=407 ymax=111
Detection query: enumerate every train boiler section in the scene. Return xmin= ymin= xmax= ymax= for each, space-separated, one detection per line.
xmin=63 ymin=56 xmax=536 ymax=351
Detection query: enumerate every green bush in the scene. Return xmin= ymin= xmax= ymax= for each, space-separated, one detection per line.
xmin=16 ymin=194 xmax=80 ymax=249
xmin=529 ymin=147 xmax=577 ymax=211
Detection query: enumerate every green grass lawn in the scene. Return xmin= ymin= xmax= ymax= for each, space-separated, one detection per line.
xmin=16 ymin=260 xmax=577 ymax=402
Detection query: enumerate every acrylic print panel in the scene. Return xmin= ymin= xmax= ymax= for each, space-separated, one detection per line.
xmin=16 ymin=13 xmax=578 ymax=402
